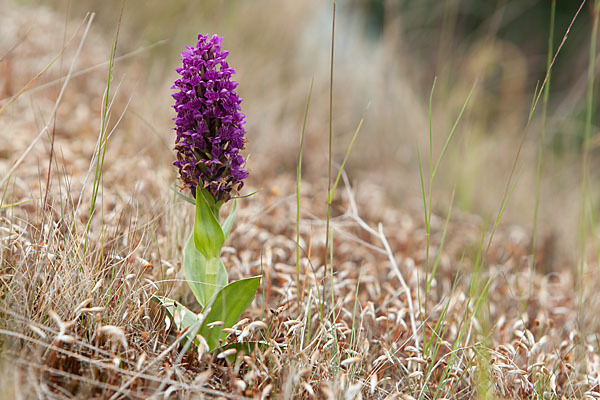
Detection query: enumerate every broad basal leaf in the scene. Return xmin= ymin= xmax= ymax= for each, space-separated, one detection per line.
xmin=152 ymin=295 xmax=202 ymax=344
xmin=200 ymin=276 xmax=261 ymax=350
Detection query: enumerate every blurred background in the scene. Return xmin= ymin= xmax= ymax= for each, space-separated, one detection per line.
xmin=3 ymin=0 xmax=599 ymax=262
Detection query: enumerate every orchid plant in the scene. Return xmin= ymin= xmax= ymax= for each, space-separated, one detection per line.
xmin=156 ymin=34 xmax=260 ymax=352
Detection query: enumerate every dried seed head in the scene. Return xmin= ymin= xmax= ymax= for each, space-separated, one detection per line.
xmin=99 ymin=325 xmax=128 ymax=349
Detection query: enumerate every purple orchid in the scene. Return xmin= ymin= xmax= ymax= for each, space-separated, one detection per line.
xmin=172 ymin=34 xmax=248 ymax=202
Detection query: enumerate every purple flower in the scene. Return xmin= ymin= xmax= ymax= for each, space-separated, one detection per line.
xmin=172 ymin=34 xmax=248 ymax=202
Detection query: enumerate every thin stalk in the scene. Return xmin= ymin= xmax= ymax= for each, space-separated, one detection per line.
xmin=296 ymin=78 xmax=314 ymax=307
xmin=416 ymin=147 xmax=427 ymax=321
xmin=426 ymin=189 xmax=455 ymax=295
xmin=530 ymin=1 xmax=586 ymax=115
xmin=349 ymin=270 xmax=362 ymax=354
xmin=328 ymin=229 xmax=340 ymax=376
xmin=531 ymin=0 xmax=556 ymax=297
xmin=423 ymin=78 xmax=437 ymax=317
xmin=328 ymin=111 xmax=366 ymax=204
xmin=323 ymin=0 xmax=336 ymax=317
xmin=579 ymin=0 xmax=599 ymax=307
xmin=485 ymin=0 xmax=585 ymax=257
xmin=422 ymin=79 xmax=473 ymax=314
xmin=431 ymin=83 xmax=475 ymax=178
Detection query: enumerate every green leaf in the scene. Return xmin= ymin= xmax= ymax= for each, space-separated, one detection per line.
xmin=183 ymin=234 xmax=228 ymax=308
xmin=170 ymin=185 xmax=195 ymax=205
xmin=230 ymin=190 xmax=260 ymax=200
xmin=152 ymin=296 xmax=202 ymax=345
xmin=194 ymin=186 xmax=225 ymax=259
xmin=200 ymin=276 xmax=261 ymax=350
xmin=221 ymin=199 xmax=237 ymax=239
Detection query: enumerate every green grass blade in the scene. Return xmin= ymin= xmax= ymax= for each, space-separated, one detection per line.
xmin=531 ymin=0 xmax=556 ymax=296
xmin=0 ymin=199 xmax=32 ymax=209
xmin=84 ymin=9 xmax=122 ymax=253
xmin=432 ymin=82 xmax=476 ymax=178
xmin=328 ymin=110 xmax=366 ymax=203
xmin=426 ymin=189 xmax=455 ymax=293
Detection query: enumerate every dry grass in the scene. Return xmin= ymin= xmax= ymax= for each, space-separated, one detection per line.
xmin=1 ymin=2 xmax=600 ymax=399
